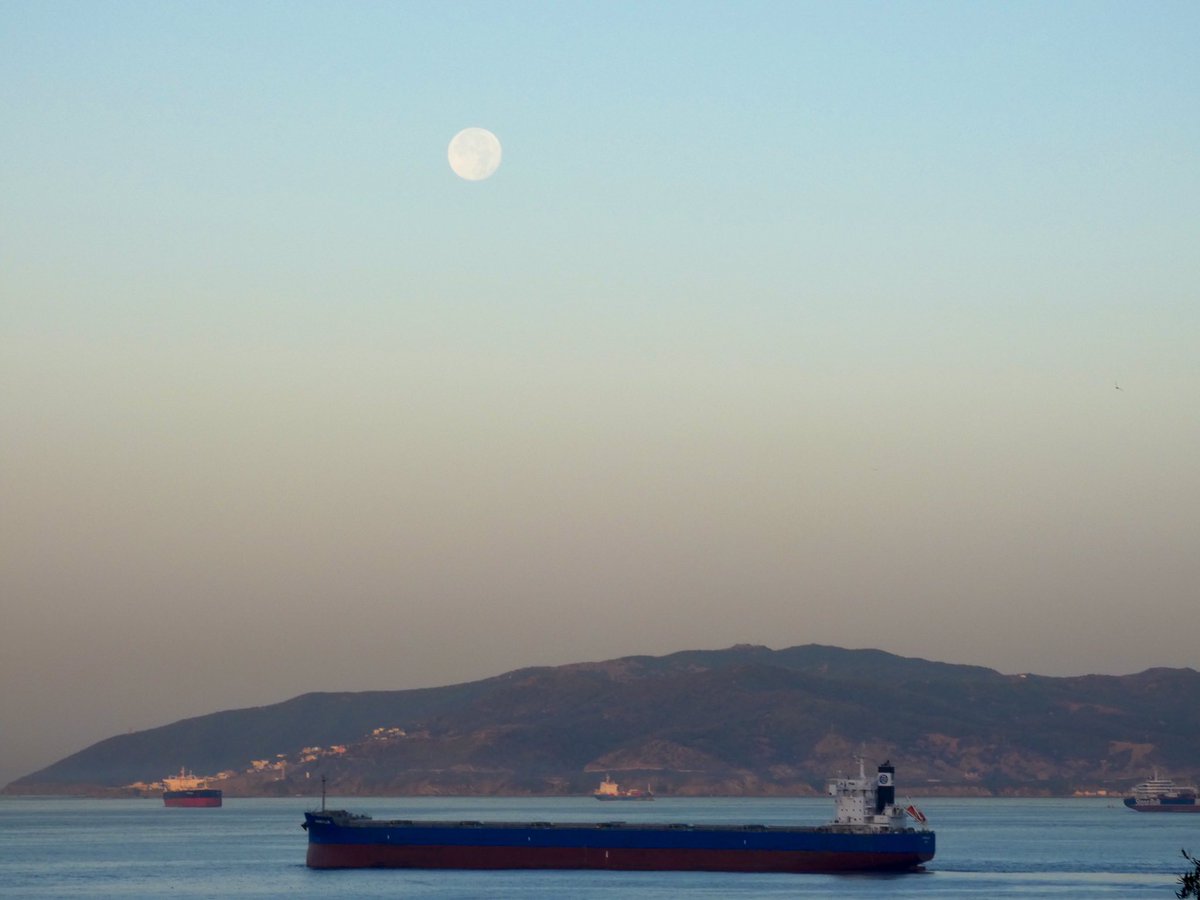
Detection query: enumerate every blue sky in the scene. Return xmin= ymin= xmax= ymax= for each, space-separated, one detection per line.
xmin=2 ymin=1 xmax=1198 ymax=784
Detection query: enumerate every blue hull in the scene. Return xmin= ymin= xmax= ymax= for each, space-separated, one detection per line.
xmin=1123 ymin=797 xmax=1199 ymax=812
xmin=304 ymin=812 xmax=935 ymax=872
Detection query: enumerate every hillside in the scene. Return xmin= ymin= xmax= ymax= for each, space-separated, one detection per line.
xmin=6 ymin=644 xmax=1199 ymax=797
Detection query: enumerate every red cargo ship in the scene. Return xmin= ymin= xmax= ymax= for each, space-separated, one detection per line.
xmin=162 ymin=768 xmax=222 ymax=808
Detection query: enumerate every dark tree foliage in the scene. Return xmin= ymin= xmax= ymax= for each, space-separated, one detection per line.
xmin=1178 ymin=849 xmax=1200 ymax=899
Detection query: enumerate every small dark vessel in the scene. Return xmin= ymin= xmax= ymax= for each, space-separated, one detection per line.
xmin=302 ymin=758 xmax=933 ymax=872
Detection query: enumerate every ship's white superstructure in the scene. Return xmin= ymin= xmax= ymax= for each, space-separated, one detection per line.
xmin=827 ymin=757 xmax=927 ymax=833
xmin=1130 ymin=773 xmax=1195 ymax=802
xmin=163 ymin=768 xmax=208 ymax=791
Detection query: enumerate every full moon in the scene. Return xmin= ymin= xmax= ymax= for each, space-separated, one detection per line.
xmin=447 ymin=127 xmax=502 ymax=181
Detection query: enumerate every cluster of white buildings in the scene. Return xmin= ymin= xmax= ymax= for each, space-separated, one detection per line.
xmin=370 ymin=726 xmax=407 ymax=740
xmin=250 ymin=744 xmax=349 ymax=771
xmin=129 ymin=727 xmax=410 ymax=791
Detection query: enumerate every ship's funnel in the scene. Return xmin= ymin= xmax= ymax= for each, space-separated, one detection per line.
xmin=876 ymin=761 xmax=895 ymax=814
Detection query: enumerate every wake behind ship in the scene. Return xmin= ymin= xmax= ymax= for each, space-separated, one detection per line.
xmin=302 ymin=759 xmax=933 ymax=873
xmin=162 ymin=768 xmax=222 ymax=808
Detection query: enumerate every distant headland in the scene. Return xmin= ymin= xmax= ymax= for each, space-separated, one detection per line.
xmin=5 ymin=644 xmax=1197 ymax=798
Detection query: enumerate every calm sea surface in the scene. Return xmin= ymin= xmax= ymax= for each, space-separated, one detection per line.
xmin=2 ymin=795 xmax=1197 ymax=898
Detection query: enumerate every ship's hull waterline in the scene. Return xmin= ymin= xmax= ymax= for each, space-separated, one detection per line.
xmin=302 ymin=758 xmax=934 ymax=874
xmin=303 ymin=816 xmax=934 ymax=872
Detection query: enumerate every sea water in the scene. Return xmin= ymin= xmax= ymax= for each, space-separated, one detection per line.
xmin=1 ymin=795 xmax=1196 ymax=898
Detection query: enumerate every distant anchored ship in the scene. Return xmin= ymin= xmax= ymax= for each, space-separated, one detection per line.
xmin=1123 ymin=774 xmax=1198 ymax=813
xmin=162 ymin=768 xmax=222 ymax=808
xmin=593 ymin=775 xmax=654 ymax=801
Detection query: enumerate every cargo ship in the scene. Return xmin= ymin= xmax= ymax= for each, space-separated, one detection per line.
xmin=593 ymin=776 xmax=654 ymax=801
xmin=1123 ymin=774 xmax=1199 ymax=812
xmin=302 ymin=758 xmax=933 ymax=872
xmin=162 ymin=768 xmax=222 ymax=808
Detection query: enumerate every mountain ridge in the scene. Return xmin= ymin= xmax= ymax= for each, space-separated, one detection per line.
xmin=7 ymin=644 xmax=1198 ymax=797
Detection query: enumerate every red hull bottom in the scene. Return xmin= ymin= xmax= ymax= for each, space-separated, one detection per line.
xmin=306 ymin=843 xmax=928 ymax=873
xmin=164 ymin=797 xmax=222 ymax=808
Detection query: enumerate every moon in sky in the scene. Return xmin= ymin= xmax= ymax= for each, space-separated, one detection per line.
xmin=447 ymin=127 xmax=502 ymax=181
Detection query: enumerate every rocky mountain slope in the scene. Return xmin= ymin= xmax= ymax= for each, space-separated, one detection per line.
xmin=7 ymin=644 xmax=1198 ymax=797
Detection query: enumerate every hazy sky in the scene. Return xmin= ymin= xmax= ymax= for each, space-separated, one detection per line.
xmin=2 ymin=1 xmax=1197 ymax=786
